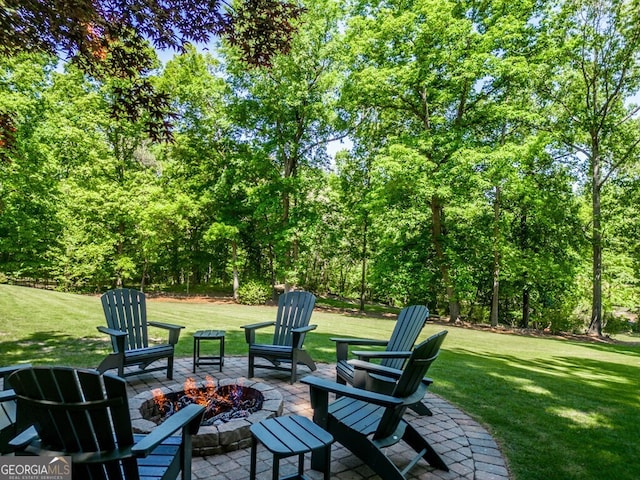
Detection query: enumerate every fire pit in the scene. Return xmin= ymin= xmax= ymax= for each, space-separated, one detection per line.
xmin=130 ymin=377 xmax=283 ymax=456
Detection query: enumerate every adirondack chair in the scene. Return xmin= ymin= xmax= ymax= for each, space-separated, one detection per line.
xmin=301 ymin=330 xmax=449 ymax=480
xmin=97 ymin=288 xmax=184 ymax=380
xmin=332 ymin=305 xmax=429 ymax=385
xmin=7 ymin=366 xmax=204 ymax=480
xmin=352 ymin=327 xmax=447 ymax=418
xmin=331 ymin=305 xmax=433 ymax=415
xmin=242 ymin=291 xmax=317 ymax=383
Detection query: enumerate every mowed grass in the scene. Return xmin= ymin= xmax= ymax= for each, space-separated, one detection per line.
xmin=1 ymin=284 xmax=639 ymax=480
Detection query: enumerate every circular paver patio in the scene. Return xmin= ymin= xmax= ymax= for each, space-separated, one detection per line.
xmin=124 ymin=357 xmax=510 ymax=480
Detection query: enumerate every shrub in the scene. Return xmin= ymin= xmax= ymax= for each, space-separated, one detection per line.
xmin=238 ymin=280 xmax=271 ymax=305
xmin=603 ymin=312 xmax=632 ymax=335
xmin=544 ymin=302 xmax=586 ymax=334
xmin=466 ymin=304 xmax=489 ymax=324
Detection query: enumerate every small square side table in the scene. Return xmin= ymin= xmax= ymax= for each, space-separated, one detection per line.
xmin=250 ymin=414 xmax=334 ymax=480
xmin=192 ymin=330 xmax=225 ymax=373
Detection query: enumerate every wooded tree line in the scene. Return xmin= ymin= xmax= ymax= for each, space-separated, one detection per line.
xmin=2 ymin=0 xmax=640 ymax=335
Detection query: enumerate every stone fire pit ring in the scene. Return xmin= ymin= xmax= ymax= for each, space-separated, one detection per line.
xmin=129 ymin=377 xmax=284 ymax=456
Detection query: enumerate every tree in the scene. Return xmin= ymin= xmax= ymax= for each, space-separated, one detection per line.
xmin=497 ymin=140 xmax=584 ymax=330
xmin=0 ymin=0 xmax=303 ymax=143
xmin=0 ymin=54 xmax=62 ymax=279
xmin=158 ymin=46 xmax=252 ymax=295
xmin=540 ymin=0 xmax=640 ymax=335
xmin=223 ymin=0 xmax=345 ymax=291
xmin=342 ymin=0 xmax=542 ymax=320
xmin=331 ymin=148 xmax=373 ymax=309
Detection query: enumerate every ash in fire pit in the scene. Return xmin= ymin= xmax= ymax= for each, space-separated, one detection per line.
xmin=131 ymin=377 xmax=283 ymax=456
xmin=151 ymin=380 xmax=264 ymax=426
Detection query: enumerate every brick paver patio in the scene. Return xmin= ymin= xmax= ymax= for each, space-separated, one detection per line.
xmin=125 ymin=357 xmax=510 ymax=480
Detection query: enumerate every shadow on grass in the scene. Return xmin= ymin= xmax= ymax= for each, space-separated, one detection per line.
xmin=0 ymin=331 xmax=108 ymax=368
xmin=433 ymin=347 xmax=640 ymax=480
xmin=563 ymin=339 xmax=640 ymax=357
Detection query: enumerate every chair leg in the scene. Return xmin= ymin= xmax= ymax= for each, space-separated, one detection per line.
xmin=296 ymin=350 xmax=317 ymax=372
xmin=291 ymin=351 xmax=298 ymax=384
xmin=325 ymin=430 xmax=406 ymax=480
xmin=96 ymin=355 xmax=115 ymax=374
xmin=181 ymin=424 xmax=194 ymax=480
xmin=248 ymin=353 xmax=254 ymax=378
xmin=297 ymin=452 xmax=304 ymax=477
xmin=409 ymin=401 xmax=433 ymax=416
xmin=272 ymin=455 xmax=280 ymax=479
xmin=250 ymin=436 xmax=257 ymax=479
xmin=402 ymin=421 xmax=448 ymax=471
xmin=167 ymin=355 xmax=174 ymax=380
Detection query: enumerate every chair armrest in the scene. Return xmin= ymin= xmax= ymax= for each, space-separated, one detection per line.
xmin=351 ymin=360 xmax=434 ymax=386
xmin=330 ymin=337 xmax=388 ymax=362
xmin=292 ymin=324 xmax=317 ymax=334
xmin=147 ymin=321 xmax=184 ymax=331
xmin=301 ymin=375 xmax=402 ymax=408
xmin=330 ymin=337 xmax=388 ymax=346
xmin=97 ymin=326 xmax=128 ymax=338
xmin=241 ymin=321 xmax=275 ymax=344
xmin=131 ymin=403 xmax=205 ymax=457
xmin=148 ymin=321 xmax=184 ymax=345
xmin=0 ymin=389 xmax=16 ymax=402
xmin=349 ymin=359 xmax=406 ymax=379
xmin=292 ymin=325 xmax=317 ymax=349
xmin=352 ymin=350 xmax=412 ymax=361
xmin=8 ymin=425 xmax=39 ymax=450
xmin=97 ymin=326 xmax=128 ymax=353
xmin=241 ymin=321 xmax=276 ymax=330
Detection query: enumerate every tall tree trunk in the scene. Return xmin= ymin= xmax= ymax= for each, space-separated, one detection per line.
xmin=232 ymin=240 xmax=239 ymax=302
xmin=268 ymin=243 xmax=277 ymax=301
xmin=359 ymin=215 xmax=368 ymax=312
xmin=140 ymin=259 xmax=147 ymax=292
xmin=431 ymin=195 xmax=460 ymax=321
xmin=490 ymin=186 xmax=501 ymax=327
xmin=116 ymin=220 xmax=124 ymax=288
xmin=519 ymin=211 xmax=529 ymax=328
xmin=282 ymin=150 xmax=297 ymax=291
xmin=588 ymin=143 xmax=603 ymax=336
xmin=522 ymin=285 xmax=530 ymax=328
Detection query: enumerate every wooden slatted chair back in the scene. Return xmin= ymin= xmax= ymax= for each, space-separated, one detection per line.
xmin=102 ymin=288 xmax=149 ymax=351
xmin=11 ymin=366 xmax=138 ymax=480
xmin=375 ymin=330 xmax=448 ymax=440
xmin=383 ymin=305 xmax=429 ymax=370
xmin=272 ymin=291 xmax=316 ymax=347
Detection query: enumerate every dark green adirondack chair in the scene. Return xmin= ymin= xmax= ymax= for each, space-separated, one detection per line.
xmin=332 ymin=305 xmax=429 ymax=384
xmin=97 ymin=288 xmax=184 ymax=380
xmin=8 ymin=366 xmax=204 ymax=480
xmin=242 ymin=291 xmax=317 ymax=383
xmin=351 ymin=326 xmax=447 ymax=418
xmin=301 ymin=330 xmax=449 ymax=480
xmin=332 ymin=305 xmax=433 ymax=414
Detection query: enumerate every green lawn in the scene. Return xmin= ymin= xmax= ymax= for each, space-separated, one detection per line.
xmin=1 ymin=284 xmax=638 ymax=480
